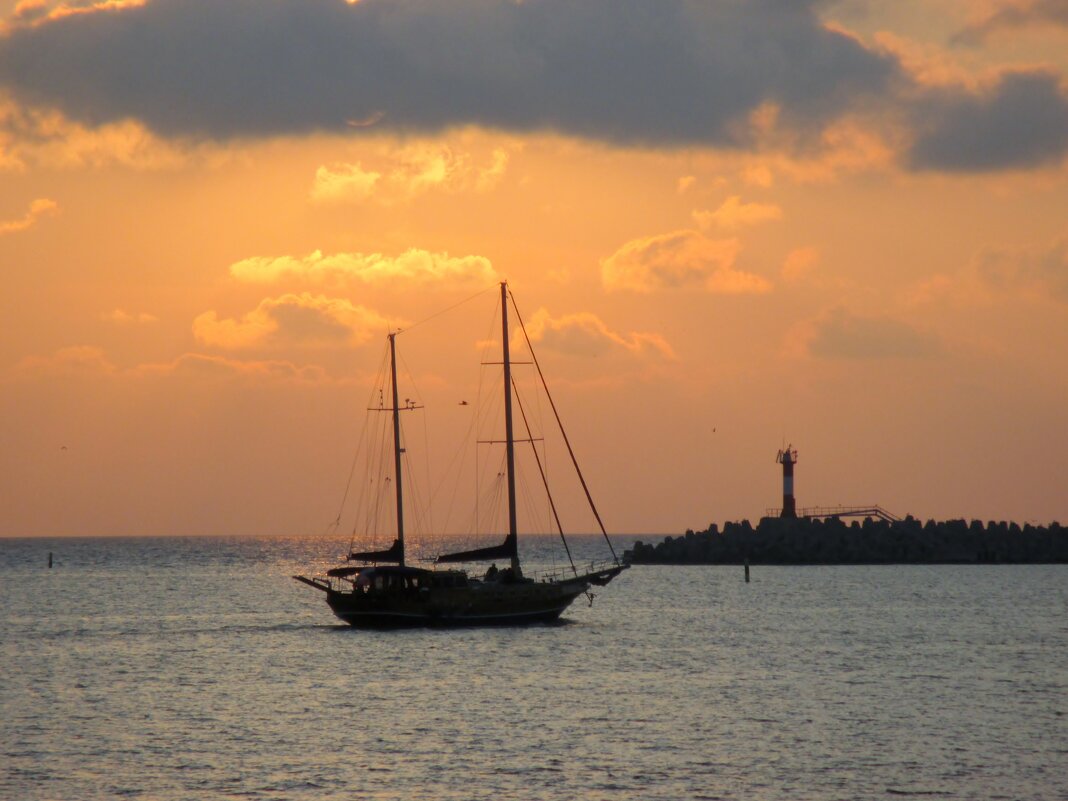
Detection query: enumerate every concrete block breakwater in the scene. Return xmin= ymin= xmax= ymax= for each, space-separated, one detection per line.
xmin=623 ymin=517 xmax=1068 ymax=565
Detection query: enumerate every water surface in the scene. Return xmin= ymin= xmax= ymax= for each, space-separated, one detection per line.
xmin=2 ymin=536 xmax=1064 ymax=800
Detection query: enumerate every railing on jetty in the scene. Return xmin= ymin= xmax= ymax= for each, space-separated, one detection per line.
xmin=764 ymin=505 xmax=901 ymax=523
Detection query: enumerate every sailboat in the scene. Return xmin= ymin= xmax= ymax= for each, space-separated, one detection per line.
xmin=294 ymin=281 xmax=627 ymax=626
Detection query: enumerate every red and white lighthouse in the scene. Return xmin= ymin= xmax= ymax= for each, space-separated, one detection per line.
xmin=776 ymin=445 xmax=798 ymax=518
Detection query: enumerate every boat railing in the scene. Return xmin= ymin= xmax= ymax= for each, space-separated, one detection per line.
xmin=527 ymin=559 xmax=622 ymax=583
xmin=308 ymin=558 xmax=622 ymax=590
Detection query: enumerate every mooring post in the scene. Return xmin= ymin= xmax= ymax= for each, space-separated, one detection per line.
xmin=744 ymin=559 xmax=750 ymax=583
xmin=48 ymin=552 xmax=53 ymax=569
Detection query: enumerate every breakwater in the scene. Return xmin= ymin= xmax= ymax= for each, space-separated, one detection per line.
xmin=624 ymin=516 xmax=1068 ymax=565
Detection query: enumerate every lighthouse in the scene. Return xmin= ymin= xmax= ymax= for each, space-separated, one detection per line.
xmin=776 ymin=445 xmax=798 ymax=518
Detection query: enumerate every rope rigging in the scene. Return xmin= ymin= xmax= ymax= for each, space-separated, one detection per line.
xmin=508 ymin=289 xmax=621 ymax=565
xmin=322 ymin=281 xmax=619 ymax=571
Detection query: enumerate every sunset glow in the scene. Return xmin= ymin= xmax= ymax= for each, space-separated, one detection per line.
xmin=2 ymin=0 xmax=1066 ymax=536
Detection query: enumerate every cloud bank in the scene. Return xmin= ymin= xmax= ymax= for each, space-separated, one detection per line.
xmin=908 ymin=71 xmax=1068 ymax=172
xmin=0 ymin=0 xmax=898 ymax=147
xmin=1 ymin=0 xmax=1065 ymax=172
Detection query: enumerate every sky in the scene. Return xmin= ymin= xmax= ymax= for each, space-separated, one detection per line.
xmin=1 ymin=0 xmax=1066 ymax=537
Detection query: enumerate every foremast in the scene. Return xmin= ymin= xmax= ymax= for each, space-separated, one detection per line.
xmin=500 ymin=281 xmax=521 ymax=575
xmin=343 ymin=330 xmax=409 ymax=566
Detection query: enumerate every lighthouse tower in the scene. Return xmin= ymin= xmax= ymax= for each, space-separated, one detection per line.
xmin=776 ymin=446 xmax=798 ymax=518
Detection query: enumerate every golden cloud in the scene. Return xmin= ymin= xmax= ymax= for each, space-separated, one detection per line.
xmin=692 ymin=195 xmax=782 ymax=230
xmin=311 ymin=143 xmax=510 ymax=204
xmin=0 ymin=96 xmax=190 ymax=171
xmin=0 ymin=197 xmax=58 ymax=234
xmin=524 ymin=308 xmax=676 ymax=361
xmin=102 ymin=308 xmax=158 ymax=324
xmin=2 ymin=0 xmax=146 ymax=32
xmin=601 ymin=230 xmax=772 ymax=294
xmin=229 ymin=248 xmax=497 ymax=287
xmin=310 ymin=162 xmax=380 ymax=202
xmin=192 ymin=293 xmax=393 ymax=349
xmin=781 ymin=247 xmax=820 ymax=283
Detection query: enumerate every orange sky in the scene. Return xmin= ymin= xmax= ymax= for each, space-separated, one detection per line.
xmin=1 ymin=0 xmax=1066 ymax=536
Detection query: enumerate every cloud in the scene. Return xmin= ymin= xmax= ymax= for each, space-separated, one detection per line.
xmin=974 ymin=238 xmax=1068 ymax=302
xmin=0 ymin=0 xmax=899 ymax=146
xmin=692 ymin=195 xmax=782 ymax=230
xmin=908 ymin=71 xmax=1068 ymax=172
xmin=4 ymin=0 xmax=144 ymax=31
xmin=0 ymin=95 xmax=192 ymax=171
xmin=524 ymin=308 xmax=675 ymax=361
xmin=872 ymin=31 xmax=979 ymax=91
xmin=781 ymin=247 xmax=820 ymax=283
xmin=192 ymin=293 xmax=392 ymax=349
xmin=228 ymin=248 xmax=496 ymax=287
xmin=11 ymin=344 xmax=336 ymax=383
xmin=952 ymin=0 xmax=1068 ymax=45
xmin=14 ymin=345 xmax=118 ymax=376
xmin=803 ymin=308 xmax=941 ymax=360
xmin=136 ymin=352 xmax=330 ymax=382
xmin=0 ymin=196 xmax=57 ymax=234
xmin=311 ymin=143 xmax=510 ymax=203
xmin=102 ymin=308 xmax=157 ymax=324
xmin=601 ymin=230 xmax=772 ymax=294
xmin=311 ymin=162 xmax=380 ymax=202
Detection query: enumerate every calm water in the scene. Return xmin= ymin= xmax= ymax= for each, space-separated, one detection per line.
xmin=1 ymin=536 xmax=1065 ymax=801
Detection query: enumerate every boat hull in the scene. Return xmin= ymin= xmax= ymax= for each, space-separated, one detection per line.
xmin=324 ymin=577 xmax=593 ymax=628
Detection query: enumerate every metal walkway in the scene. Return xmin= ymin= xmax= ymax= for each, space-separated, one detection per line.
xmin=764 ymin=505 xmax=902 ymax=523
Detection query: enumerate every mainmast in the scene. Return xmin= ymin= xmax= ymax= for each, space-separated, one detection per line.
xmin=500 ymin=281 xmax=521 ymax=574
xmin=389 ymin=332 xmax=406 ymax=566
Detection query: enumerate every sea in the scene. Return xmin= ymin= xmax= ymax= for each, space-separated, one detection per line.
xmin=1 ymin=535 xmax=1065 ymax=801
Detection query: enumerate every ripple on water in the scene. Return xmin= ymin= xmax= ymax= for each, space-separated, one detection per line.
xmin=1 ymin=541 xmax=1066 ymax=800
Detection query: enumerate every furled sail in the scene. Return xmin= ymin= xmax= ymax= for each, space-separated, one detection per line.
xmin=326 ymin=566 xmax=361 ymax=577
xmin=436 ymin=534 xmax=516 ymax=564
xmin=348 ymin=538 xmax=403 ymax=563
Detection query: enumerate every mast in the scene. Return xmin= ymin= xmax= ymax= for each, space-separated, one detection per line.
xmin=389 ymin=332 xmax=406 ymax=566
xmin=500 ymin=282 xmax=520 ymax=573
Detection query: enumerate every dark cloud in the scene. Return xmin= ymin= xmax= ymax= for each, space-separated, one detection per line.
xmin=907 ymin=71 xmax=1068 ymax=172
xmin=952 ymin=0 xmax=1068 ymax=46
xmin=807 ymin=308 xmax=940 ymax=360
xmin=0 ymin=0 xmax=899 ymax=145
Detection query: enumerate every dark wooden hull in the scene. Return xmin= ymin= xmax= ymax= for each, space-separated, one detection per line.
xmin=325 ymin=576 xmax=592 ymax=628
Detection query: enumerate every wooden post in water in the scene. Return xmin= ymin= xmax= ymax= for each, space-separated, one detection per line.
xmin=744 ymin=559 xmax=750 ymax=583
xmin=48 ymin=552 xmax=53 ymax=568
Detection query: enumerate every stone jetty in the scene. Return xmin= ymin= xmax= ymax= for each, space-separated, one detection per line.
xmin=624 ymin=516 xmax=1068 ymax=565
